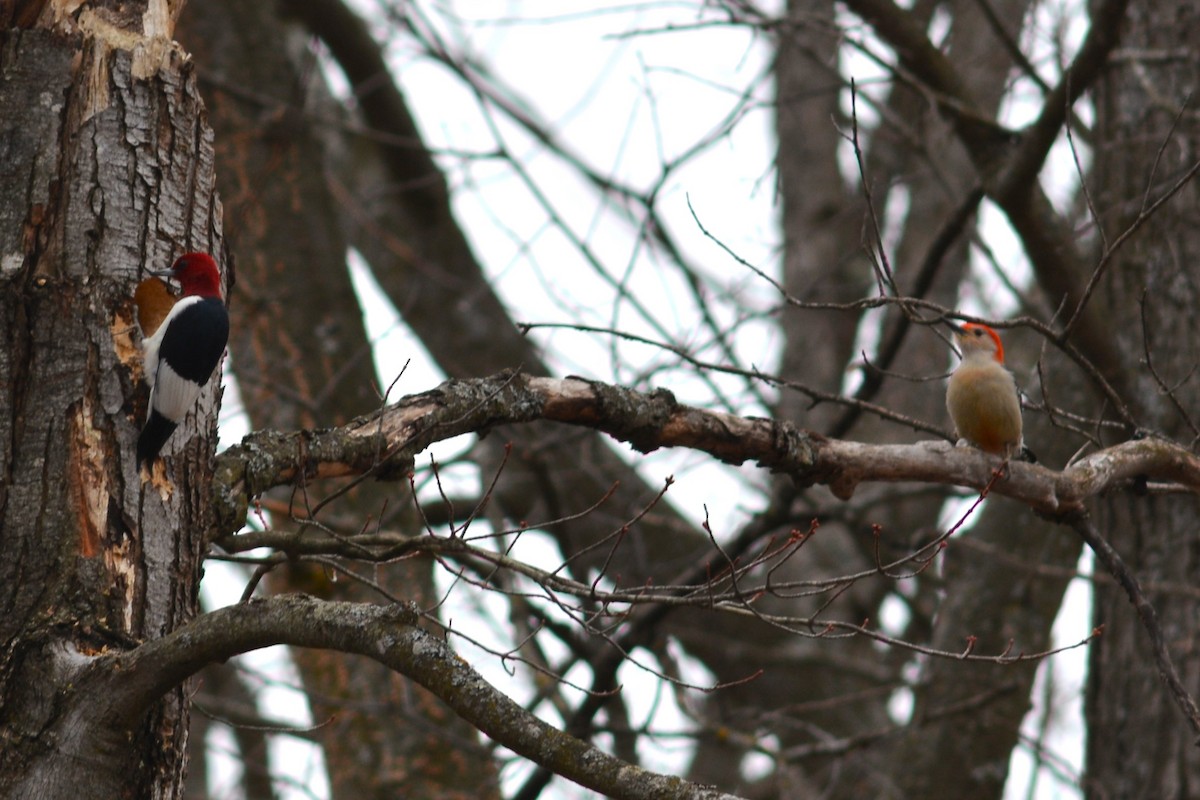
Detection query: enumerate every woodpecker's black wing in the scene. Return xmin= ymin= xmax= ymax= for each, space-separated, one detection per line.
xmin=156 ymin=298 xmax=230 ymax=384
xmin=139 ymin=297 xmax=229 ymax=464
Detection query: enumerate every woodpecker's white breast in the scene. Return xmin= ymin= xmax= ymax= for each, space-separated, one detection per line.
xmin=142 ymin=295 xmax=203 ymax=393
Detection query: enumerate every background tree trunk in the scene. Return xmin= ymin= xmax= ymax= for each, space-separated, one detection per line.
xmin=177 ymin=4 xmax=500 ymax=797
xmin=1086 ymin=1 xmax=1200 ymax=793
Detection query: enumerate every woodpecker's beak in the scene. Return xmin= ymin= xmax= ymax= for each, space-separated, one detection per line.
xmin=944 ymin=320 xmax=966 ymax=334
xmin=150 ymin=268 xmax=180 ymax=289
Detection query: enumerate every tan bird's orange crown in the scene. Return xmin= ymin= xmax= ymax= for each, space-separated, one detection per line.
xmin=956 ymin=322 xmax=1005 ymax=364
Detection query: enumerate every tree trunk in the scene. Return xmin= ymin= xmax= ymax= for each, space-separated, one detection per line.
xmin=1086 ymin=2 xmax=1200 ymax=794
xmin=0 ymin=7 xmax=224 ymax=797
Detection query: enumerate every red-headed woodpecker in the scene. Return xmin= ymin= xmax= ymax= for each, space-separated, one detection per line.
xmin=137 ymin=252 xmax=229 ymax=466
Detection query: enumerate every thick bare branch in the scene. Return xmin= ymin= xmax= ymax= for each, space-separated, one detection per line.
xmin=214 ymin=373 xmax=1200 ymax=535
xmin=91 ymin=595 xmax=746 ymax=800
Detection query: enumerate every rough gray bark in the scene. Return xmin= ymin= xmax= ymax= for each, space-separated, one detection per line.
xmin=0 ymin=6 xmax=224 ymax=797
xmin=1086 ymin=1 xmax=1200 ymax=794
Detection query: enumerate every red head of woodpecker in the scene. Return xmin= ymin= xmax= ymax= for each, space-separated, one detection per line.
xmin=137 ymin=252 xmax=229 ymax=466
xmin=946 ymin=322 xmax=1024 ymax=459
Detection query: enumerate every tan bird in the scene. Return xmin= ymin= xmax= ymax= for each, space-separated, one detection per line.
xmin=946 ymin=322 xmax=1023 ymax=458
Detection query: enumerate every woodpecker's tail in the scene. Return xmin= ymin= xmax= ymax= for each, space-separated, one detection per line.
xmin=138 ymin=411 xmax=178 ymax=466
